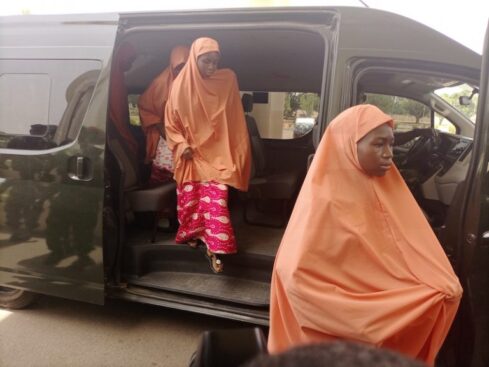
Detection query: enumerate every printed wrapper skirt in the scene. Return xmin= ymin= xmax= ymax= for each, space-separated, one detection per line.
xmin=149 ymin=137 xmax=174 ymax=185
xmin=175 ymin=181 xmax=237 ymax=254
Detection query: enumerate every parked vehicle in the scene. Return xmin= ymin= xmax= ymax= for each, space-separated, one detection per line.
xmin=0 ymin=7 xmax=487 ymax=366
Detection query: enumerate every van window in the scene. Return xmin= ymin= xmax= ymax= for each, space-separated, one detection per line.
xmin=364 ymin=93 xmax=431 ymax=132
xmin=434 ymin=112 xmax=457 ymax=134
xmin=0 ymin=74 xmax=51 ymax=136
xmin=128 ymin=94 xmax=141 ymax=126
xmin=435 ymin=83 xmax=478 ymax=123
xmin=244 ymin=91 xmax=318 ymax=139
xmin=0 ymin=60 xmax=101 ymax=150
xmin=365 ymin=93 xmax=460 ymax=135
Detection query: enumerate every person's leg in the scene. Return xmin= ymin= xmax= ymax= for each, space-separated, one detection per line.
xmin=201 ymin=181 xmax=237 ymax=273
xmin=175 ymin=181 xmax=206 ymax=247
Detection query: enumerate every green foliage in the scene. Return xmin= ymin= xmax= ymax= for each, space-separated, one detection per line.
xmin=365 ymin=94 xmax=429 ymax=122
xmin=364 ymin=94 xmax=397 ymax=113
xmin=284 ymin=92 xmax=319 ymax=118
xmin=398 ymin=98 xmax=430 ymax=123
xmin=299 ymin=93 xmax=320 ymax=115
xmin=284 ymin=93 xmax=300 ymax=118
xmin=127 ymin=94 xmax=141 ymax=126
xmin=438 ymin=85 xmax=478 ymax=121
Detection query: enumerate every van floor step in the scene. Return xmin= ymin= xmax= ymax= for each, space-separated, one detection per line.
xmin=127 ymin=271 xmax=270 ymax=307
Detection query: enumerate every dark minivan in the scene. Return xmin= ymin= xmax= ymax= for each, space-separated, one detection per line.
xmin=0 ymin=7 xmax=488 ymax=366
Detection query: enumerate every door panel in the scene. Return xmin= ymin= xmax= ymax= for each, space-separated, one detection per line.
xmin=0 ymin=15 xmax=119 ymax=304
xmin=456 ymin=22 xmax=489 ymax=367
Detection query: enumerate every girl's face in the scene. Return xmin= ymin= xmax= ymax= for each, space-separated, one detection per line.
xmin=197 ymin=51 xmax=220 ymax=78
xmin=357 ymin=123 xmax=394 ymax=177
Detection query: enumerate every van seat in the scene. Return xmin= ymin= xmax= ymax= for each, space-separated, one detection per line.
xmin=241 ymin=93 xmax=301 ymax=227
xmin=108 ymin=136 xmax=176 ymax=242
xmin=190 ymin=327 xmax=267 ymax=367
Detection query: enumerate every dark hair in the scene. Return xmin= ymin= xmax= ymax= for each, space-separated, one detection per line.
xmin=242 ymin=342 xmax=427 ymax=367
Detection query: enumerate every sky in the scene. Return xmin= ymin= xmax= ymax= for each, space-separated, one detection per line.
xmin=1 ymin=0 xmax=487 ymax=54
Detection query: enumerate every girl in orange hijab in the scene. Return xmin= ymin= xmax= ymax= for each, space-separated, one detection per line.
xmin=268 ymin=105 xmax=462 ymax=366
xmin=138 ymin=45 xmax=190 ymax=185
xmin=165 ymin=37 xmax=251 ymax=273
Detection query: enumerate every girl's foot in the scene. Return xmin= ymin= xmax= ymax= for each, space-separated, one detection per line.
xmin=206 ymin=250 xmax=223 ymax=274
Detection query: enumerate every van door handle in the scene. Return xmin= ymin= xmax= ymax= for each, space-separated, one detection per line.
xmin=68 ymin=156 xmax=93 ymax=181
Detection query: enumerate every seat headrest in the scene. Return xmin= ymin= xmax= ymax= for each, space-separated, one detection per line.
xmin=241 ymin=93 xmax=253 ymax=113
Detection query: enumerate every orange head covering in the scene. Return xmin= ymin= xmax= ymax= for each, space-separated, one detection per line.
xmin=164 ymin=37 xmax=251 ymax=190
xmin=109 ymin=42 xmax=139 ymax=154
xmin=138 ymin=45 xmax=190 ymax=162
xmin=268 ymin=105 xmax=462 ymax=366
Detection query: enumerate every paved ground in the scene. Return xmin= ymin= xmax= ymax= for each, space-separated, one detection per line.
xmin=0 ymin=295 xmax=257 ymax=367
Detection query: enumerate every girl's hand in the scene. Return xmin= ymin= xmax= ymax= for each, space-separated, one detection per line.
xmin=181 ymin=147 xmax=193 ymax=160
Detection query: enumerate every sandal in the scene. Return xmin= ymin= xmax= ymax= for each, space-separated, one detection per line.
xmin=206 ymin=250 xmax=224 ymax=274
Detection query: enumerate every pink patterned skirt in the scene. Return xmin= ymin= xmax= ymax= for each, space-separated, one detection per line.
xmin=148 ymin=137 xmax=174 ymax=185
xmin=176 ymin=181 xmax=237 ymax=254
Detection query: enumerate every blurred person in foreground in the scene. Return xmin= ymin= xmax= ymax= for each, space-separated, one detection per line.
xmin=243 ymin=341 xmax=427 ymax=367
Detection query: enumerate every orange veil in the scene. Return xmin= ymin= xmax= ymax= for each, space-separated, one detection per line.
xmin=164 ymin=37 xmax=251 ymax=191
xmin=138 ymin=45 xmax=190 ymax=163
xmin=268 ymin=105 xmax=462 ymax=365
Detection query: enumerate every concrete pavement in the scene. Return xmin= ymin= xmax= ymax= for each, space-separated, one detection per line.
xmin=0 ymin=295 xmax=252 ymax=367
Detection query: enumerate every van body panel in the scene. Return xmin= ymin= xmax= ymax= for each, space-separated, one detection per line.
xmin=456 ymin=23 xmax=489 ymax=367
xmin=0 ymin=14 xmax=119 ymax=304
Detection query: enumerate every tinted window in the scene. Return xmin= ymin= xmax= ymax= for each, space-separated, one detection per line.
xmin=242 ymin=91 xmax=318 ymax=139
xmin=0 ymin=74 xmax=50 ymax=136
xmin=0 ymin=60 xmax=101 ymax=150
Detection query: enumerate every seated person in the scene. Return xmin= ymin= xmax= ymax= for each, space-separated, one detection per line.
xmin=138 ymin=45 xmax=190 ymax=185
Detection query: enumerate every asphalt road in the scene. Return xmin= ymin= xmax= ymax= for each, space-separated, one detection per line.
xmin=0 ymin=295 xmax=258 ymax=367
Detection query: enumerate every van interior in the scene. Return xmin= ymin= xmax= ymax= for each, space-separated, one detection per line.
xmin=103 ymin=26 xmax=478 ymax=321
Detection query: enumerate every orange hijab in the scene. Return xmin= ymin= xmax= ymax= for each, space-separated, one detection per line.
xmin=138 ymin=45 xmax=190 ymax=163
xmin=268 ymin=105 xmax=462 ymax=366
xmin=164 ymin=37 xmax=251 ymax=191
xmin=109 ymin=42 xmax=139 ymax=154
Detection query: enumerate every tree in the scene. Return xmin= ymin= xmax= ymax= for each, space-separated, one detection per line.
xmin=284 ymin=93 xmax=301 ymax=118
xmin=398 ymin=99 xmax=430 ymax=123
xmin=364 ymin=94 xmax=396 ymax=113
xmin=299 ymin=93 xmax=320 ymax=116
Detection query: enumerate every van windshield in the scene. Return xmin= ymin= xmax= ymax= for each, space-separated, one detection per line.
xmin=435 ymin=83 xmax=478 ymax=123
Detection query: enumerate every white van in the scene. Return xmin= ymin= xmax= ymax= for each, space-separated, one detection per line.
xmin=0 ymin=7 xmax=487 ymax=366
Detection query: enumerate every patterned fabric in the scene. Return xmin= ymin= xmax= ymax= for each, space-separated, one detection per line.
xmin=148 ymin=137 xmax=174 ymax=185
xmin=176 ymin=181 xmax=236 ymax=254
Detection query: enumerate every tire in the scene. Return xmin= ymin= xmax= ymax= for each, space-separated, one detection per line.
xmin=0 ymin=286 xmax=36 ymax=309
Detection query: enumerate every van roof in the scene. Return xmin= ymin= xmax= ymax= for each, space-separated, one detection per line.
xmin=121 ymin=7 xmax=481 ymax=92
xmin=0 ymin=7 xmax=480 ymax=75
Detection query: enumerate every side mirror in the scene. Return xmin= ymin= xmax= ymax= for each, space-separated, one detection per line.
xmin=459 ymin=87 xmax=479 ymax=106
xmin=459 ymin=96 xmax=472 ymax=106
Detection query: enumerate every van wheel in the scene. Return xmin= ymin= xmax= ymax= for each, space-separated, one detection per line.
xmin=0 ymin=286 xmax=36 ymax=309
